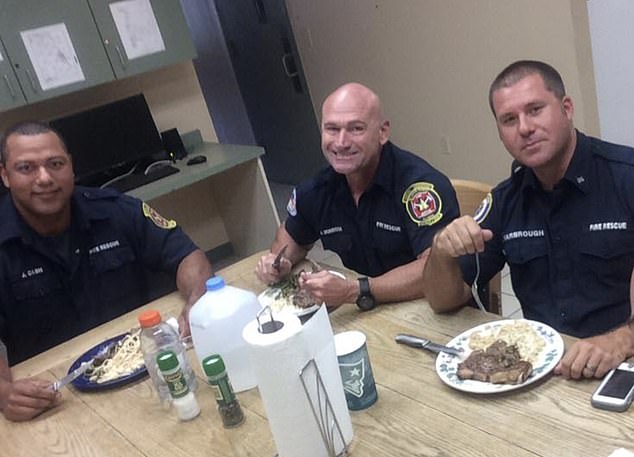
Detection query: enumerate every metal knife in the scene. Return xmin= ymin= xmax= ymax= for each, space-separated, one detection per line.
xmin=272 ymin=244 xmax=288 ymax=272
xmin=51 ymin=361 xmax=93 ymax=392
xmin=395 ymin=334 xmax=464 ymax=357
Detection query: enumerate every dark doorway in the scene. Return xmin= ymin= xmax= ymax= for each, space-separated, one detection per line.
xmin=182 ymin=0 xmax=324 ymax=185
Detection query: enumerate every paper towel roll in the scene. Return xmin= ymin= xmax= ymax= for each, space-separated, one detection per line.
xmin=243 ymin=307 xmax=353 ymax=457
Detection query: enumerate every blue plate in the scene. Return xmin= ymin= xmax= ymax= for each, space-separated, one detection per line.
xmin=69 ymin=332 xmax=148 ymax=392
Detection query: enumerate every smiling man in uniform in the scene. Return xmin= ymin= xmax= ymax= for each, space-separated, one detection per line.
xmin=0 ymin=121 xmax=212 ymax=421
xmin=256 ymin=82 xmax=459 ymax=311
xmin=424 ymin=60 xmax=634 ymax=380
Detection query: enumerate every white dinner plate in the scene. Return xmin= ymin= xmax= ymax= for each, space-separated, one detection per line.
xmin=435 ymin=319 xmax=564 ymax=394
xmin=258 ymin=270 xmax=345 ymax=316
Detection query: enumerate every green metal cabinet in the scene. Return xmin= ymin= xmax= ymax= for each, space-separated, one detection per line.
xmin=0 ymin=39 xmax=26 ymax=111
xmin=88 ymin=0 xmax=196 ymax=78
xmin=0 ymin=0 xmax=115 ymax=104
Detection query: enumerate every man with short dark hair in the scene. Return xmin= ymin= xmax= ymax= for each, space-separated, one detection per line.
xmin=0 ymin=121 xmax=212 ymax=421
xmin=256 ymin=83 xmax=459 ymax=311
xmin=424 ymin=60 xmax=634 ymax=380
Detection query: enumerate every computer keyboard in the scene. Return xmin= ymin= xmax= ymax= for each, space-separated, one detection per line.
xmin=106 ymin=164 xmax=180 ymax=192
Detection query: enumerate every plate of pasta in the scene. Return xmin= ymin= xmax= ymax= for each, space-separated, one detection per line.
xmin=69 ymin=331 xmax=147 ymax=391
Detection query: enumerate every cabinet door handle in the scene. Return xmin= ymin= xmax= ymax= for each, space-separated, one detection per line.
xmin=281 ymin=53 xmax=298 ymax=78
xmin=115 ymin=45 xmax=127 ymax=69
xmin=24 ymin=69 xmax=38 ymax=93
xmin=3 ymin=74 xmax=16 ymax=98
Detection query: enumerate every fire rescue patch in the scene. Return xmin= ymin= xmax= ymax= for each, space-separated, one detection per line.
xmin=142 ymin=202 xmax=177 ymax=229
xmin=287 ymin=188 xmax=297 ymax=216
xmin=402 ymin=182 xmax=443 ymax=226
xmin=473 ymin=193 xmax=493 ymax=225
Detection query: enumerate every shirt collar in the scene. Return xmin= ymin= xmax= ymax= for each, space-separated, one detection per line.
xmin=326 ymin=141 xmax=395 ymax=197
xmin=515 ymin=130 xmax=591 ymax=195
xmin=0 ymin=187 xmax=110 ymax=245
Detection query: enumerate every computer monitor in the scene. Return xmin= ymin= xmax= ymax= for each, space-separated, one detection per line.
xmin=50 ymin=94 xmax=164 ymax=185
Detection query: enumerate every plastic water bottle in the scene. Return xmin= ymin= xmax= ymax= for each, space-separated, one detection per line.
xmin=189 ymin=276 xmax=261 ymax=392
xmin=139 ymin=309 xmax=198 ymax=406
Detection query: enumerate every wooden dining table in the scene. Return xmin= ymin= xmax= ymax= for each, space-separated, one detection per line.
xmin=2 ymin=251 xmax=632 ymax=457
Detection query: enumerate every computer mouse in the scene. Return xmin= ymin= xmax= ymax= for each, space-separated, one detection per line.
xmin=186 ymin=155 xmax=207 ymax=165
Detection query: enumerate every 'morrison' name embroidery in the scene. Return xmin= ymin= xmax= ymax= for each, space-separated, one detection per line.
xmin=320 ymin=226 xmax=343 ymax=236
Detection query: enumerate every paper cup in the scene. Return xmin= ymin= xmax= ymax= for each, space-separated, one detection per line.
xmin=334 ymin=330 xmax=378 ymax=410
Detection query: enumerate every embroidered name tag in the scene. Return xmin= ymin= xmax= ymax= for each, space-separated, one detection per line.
xmin=89 ymin=240 xmax=121 ymax=255
xmin=502 ymin=229 xmax=545 ymax=242
xmin=21 ymin=266 xmax=44 ymax=279
xmin=320 ymin=226 xmax=343 ymax=236
xmin=376 ymin=221 xmax=401 ymax=232
xmin=588 ymin=222 xmax=627 ymax=231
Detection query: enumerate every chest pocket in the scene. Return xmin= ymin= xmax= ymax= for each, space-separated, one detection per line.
xmin=11 ymin=273 xmax=64 ymax=301
xmin=578 ymin=230 xmax=634 ymax=260
xmin=577 ymin=231 xmax=634 ymax=292
xmin=90 ymin=245 xmax=137 ymax=273
xmin=321 ymin=232 xmax=352 ymax=256
xmin=504 ymin=238 xmax=548 ymax=266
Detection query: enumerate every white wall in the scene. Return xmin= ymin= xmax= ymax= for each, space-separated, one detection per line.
xmin=286 ymin=0 xmax=600 ymax=185
xmin=587 ymin=0 xmax=634 ymax=147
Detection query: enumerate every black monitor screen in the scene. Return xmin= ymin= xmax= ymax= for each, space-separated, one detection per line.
xmin=50 ymin=94 xmax=163 ymax=183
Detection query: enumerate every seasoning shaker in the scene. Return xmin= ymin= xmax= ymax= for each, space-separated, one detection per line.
xmin=156 ymin=350 xmax=200 ymax=421
xmin=202 ymin=354 xmax=245 ymax=427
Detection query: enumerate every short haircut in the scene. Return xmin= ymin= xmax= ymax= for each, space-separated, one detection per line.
xmin=488 ymin=60 xmax=566 ymax=115
xmin=0 ymin=120 xmax=67 ymax=165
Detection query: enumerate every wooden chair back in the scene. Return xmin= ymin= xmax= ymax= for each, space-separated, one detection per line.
xmin=450 ymin=179 xmax=502 ymax=315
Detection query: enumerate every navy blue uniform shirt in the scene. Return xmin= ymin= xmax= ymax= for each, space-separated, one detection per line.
xmin=0 ymin=186 xmax=198 ymax=365
xmin=460 ymin=131 xmax=634 ymax=337
xmin=285 ymin=142 xmax=459 ymax=276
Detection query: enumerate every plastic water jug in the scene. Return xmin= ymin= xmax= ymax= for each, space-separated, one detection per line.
xmin=189 ymin=276 xmax=261 ymax=392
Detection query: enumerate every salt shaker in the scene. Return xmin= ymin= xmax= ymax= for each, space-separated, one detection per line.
xmin=156 ymin=350 xmax=200 ymax=421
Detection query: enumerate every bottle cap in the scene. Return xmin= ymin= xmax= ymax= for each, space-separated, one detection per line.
xmin=206 ymin=276 xmax=225 ymax=291
xmin=156 ymin=350 xmax=179 ymax=372
xmin=202 ymin=354 xmax=226 ymax=377
xmin=138 ymin=309 xmax=162 ymax=328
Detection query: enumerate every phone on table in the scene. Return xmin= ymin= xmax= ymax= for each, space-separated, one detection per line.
xmin=591 ymin=362 xmax=634 ymax=412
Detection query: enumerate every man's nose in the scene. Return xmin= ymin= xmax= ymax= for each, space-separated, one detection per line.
xmin=335 ymin=129 xmax=351 ymax=148
xmin=35 ymin=165 xmax=54 ymax=183
xmin=518 ymin=114 xmax=535 ymax=136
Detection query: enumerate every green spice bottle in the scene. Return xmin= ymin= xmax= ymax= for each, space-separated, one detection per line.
xmin=202 ymin=354 xmax=245 ymax=428
xmin=156 ymin=350 xmax=200 ymax=421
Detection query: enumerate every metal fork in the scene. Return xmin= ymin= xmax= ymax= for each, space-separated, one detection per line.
xmin=471 ymin=252 xmax=486 ymax=312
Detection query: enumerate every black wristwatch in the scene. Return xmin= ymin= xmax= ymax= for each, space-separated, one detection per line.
xmin=356 ymin=277 xmax=376 ymax=311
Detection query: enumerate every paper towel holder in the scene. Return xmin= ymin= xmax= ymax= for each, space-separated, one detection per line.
xmin=299 ymin=359 xmax=349 ymax=457
xmin=257 ymin=306 xmax=284 ymax=334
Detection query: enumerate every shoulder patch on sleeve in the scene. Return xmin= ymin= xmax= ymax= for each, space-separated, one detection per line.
xmin=142 ymin=202 xmax=177 ymax=229
xmin=401 ymin=182 xmax=443 ymax=226
xmin=473 ymin=193 xmax=493 ymax=224
xmin=286 ymin=188 xmax=297 ymax=216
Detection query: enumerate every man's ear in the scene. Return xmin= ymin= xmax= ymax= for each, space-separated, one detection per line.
xmin=0 ymin=165 xmax=9 ymax=189
xmin=379 ymin=120 xmax=391 ymax=145
xmin=562 ymin=95 xmax=574 ymax=120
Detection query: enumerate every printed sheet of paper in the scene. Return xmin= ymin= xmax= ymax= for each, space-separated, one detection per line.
xmin=20 ymin=23 xmax=85 ymax=91
xmin=109 ymin=0 xmax=165 ymax=60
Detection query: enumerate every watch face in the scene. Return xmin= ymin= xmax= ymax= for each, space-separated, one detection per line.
xmin=357 ymin=295 xmax=376 ymax=311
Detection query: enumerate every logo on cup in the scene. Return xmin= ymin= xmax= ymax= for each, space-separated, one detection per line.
xmin=340 ymin=358 xmax=366 ymax=398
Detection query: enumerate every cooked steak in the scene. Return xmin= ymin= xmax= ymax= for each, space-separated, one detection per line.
xmin=457 ymin=340 xmax=533 ymax=384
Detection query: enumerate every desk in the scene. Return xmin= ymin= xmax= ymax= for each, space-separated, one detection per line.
xmin=3 ymin=253 xmax=633 ymax=457
xmin=127 ymin=142 xmax=280 ymax=257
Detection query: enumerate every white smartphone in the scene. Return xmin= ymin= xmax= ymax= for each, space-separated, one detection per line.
xmin=591 ymin=362 xmax=634 ymax=412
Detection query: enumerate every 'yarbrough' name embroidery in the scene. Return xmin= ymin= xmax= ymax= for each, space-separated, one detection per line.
xmin=89 ymin=240 xmax=121 ymax=254
xmin=376 ymin=221 xmax=401 ymax=232
xmin=588 ymin=222 xmax=627 ymax=231
xmin=503 ymin=229 xmax=545 ymax=241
